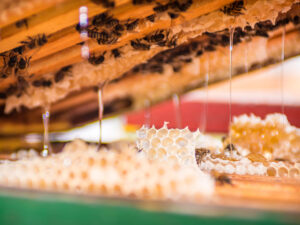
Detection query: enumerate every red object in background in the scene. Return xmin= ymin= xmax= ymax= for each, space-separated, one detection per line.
xmin=126 ymin=100 xmax=300 ymax=133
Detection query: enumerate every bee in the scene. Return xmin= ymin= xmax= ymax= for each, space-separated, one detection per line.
xmin=20 ymin=34 xmax=48 ymax=49
xmin=131 ymin=40 xmax=150 ymax=50
xmin=255 ymin=30 xmax=269 ymax=38
xmin=132 ymin=0 xmax=153 ymax=4
xmin=221 ymin=34 xmax=230 ymax=46
xmin=76 ymin=41 xmax=85 ymax=46
xmin=42 ymin=79 xmax=52 ymax=87
xmin=21 ymin=36 xmax=36 ymax=49
xmin=168 ymin=12 xmax=179 ymax=19
xmin=102 ymin=0 xmax=115 ymax=8
xmin=163 ymin=34 xmax=178 ymax=47
xmin=148 ymin=64 xmax=163 ymax=73
xmin=195 ymin=148 xmax=210 ymax=164
xmin=213 ymin=172 xmax=233 ymax=185
xmin=18 ymin=56 xmax=31 ymax=70
xmin=91 ymin=0 xmax=115 ymax=8
xmin=111 ymin=48 xmax=121 ymax=58
xmin=132 ymin=0 xmax=143 ymax=4
xmin=224 ymin=143 xmax=236 ymax=151
xmin=54 ymin=66 xmax=72 ymax=83
xmin=13 ymin=46 xmax=25 ymax=55
xmin=220 ymin=0 xmax=245 ymax=17
xmin=15 ymin=19 xmax=28 ymax=29
xmin=32 ymin=79 xmax=52 ymax=87
xmin=292 ymin=15 xmax=299 ymax=25
xmin=153 ymin=3 xmax=168 ymax=13
xmin=204 ymin=45 xmax=216 ymax=52
xmin=114 ymin=24 xmax=125 ymax=32
xmin=88 ymin=52 xmax=106 ymax=65
xmin=178 ymin=0 xmax=193 ymax=12
xmin=107 ymin=31 xmax=119 ymax=44
xmin=115 ymin=24 xmax=125 ymax=32
xmin=16 ymin=76 xmax=29 ymax=96
xmin=244 ymin=25 xmax=252 ymax=32
xmin=93 ymin=30 xmax=118 ymax=44
xmin=7 ymin=54 xmax=18 ymax=68
xmin=146 ymin=14 xmax=155 ymax=22
xmin=274 ymin=158 xmax=288 ymax=162
xmin=190 ymin=41 xmax=198 ymax=51
xmin=92 ymin=12 xmax=109 ymax=26
xmin=37 ymin=34 xmax=48 ymax=46
xmin=0 ymin=92 xmax=6 ymax=99
xmin=172 ymin=65 xmax=181 ymax=72
xmin=144 ymin=30 xmax=165 ymax=43
xmin=182 ymin=58 xmax=192 ymax=63
xmin=95 ymin=30 xmax=109 ymax=43
xmin=105 ymin=18 xmax=119 ymax=28
xmin=112 ymin=29 xmax=122 ymax=37
xmin=0 ymin=71 xmax=8 ymax=79
xmin=6 ymin=85 xmax=18 ymax=96
xmin=126 ymin=19 xmax=139 ymax=31
xmin=169 ymin=0 xmax=192 ymax=12
xmin=204 ymin=31 xmax=217 ymax=38
xmin=87 ymin=27 xmax=100 ymax=39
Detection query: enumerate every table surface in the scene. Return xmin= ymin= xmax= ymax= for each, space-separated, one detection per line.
xmin=0 ymin=174 xmax=299 ymax=225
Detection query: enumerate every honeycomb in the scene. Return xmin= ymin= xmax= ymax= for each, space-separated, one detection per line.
xmin=136 ymin=122 xmax=202 ymax=167
xmin=0 ymin=139 xmax=214 ymax=201
xmin=136 ymin=117 xmax=300 ymax=179
xmin=197 ymin=147 xmax=300 ymax=178
xmin=229 ymin=113 xmax=300 ymax=162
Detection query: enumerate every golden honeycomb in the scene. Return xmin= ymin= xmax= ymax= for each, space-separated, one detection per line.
xmin=229 ymin=114 xmax=300 ymax=162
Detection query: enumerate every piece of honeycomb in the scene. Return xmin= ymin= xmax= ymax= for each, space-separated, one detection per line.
xmin=0 ymin=139 xmax=214 ymax=201
xmin=197 ymin=147 xmax=300 ymax=178
xmin=136 ymin=118 xmax=300 ymax=178
xmin=229 ymin=113 xmax=300 ymax=162
xmin=136 ymin=122 xmax=203 ymax=167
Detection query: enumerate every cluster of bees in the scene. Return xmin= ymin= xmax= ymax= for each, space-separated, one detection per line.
xmin=0 ymin=34 xmax=48 ymax=98
xmin=220 ymin=0 xmax=245 ymax=17
xmin=31 ymin=66 xmax=72 ymax=88
xmin=75 ymin=12 xmax=140 ymax=46
xmin=129 ymin=15 xmax=299 ymax=76
xmin=130 ymin=29 xmax=178 ymax=51
xmin=91 ymin=0 xmax=115 ymax=8
xmin=0 ymin=64 xmax=72 ymax=100
xmin=75 ymin=0 xmax=193 ymax=61
xmin=130 ymin=38 xmax=202 ymax=74
xmin=151 ymin=0 xmax=193 ymax=19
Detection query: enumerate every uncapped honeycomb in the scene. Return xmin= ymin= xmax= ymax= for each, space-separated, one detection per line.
xmin=136 ymin=122 xmax=202 ymax=167
xmin=0 ymin=139 xmax=214 ymax=201
xmin=229 ymin=113 xmax=300 ymax=162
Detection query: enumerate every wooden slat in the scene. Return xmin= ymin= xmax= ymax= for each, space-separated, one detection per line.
xmin=0 ymin=0 xmax=68 ymax=28
xmin=214 ymin=174 xmax=300 ymax=211
xmin=0 ymin=0 xmax=130 ymax=53
xmin=0 ymin=0 xmax=236 ymax=92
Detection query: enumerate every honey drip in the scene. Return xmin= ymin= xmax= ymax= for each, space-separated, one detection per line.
xmin=144 ymin=99 xmax=151 ymax=128
xmin=97 ymin=83 xmax=105 ymax=149
xmin=172 ymin=94 xmax=182 ymax=128
xmin=202 ymin=55 xmax=210 ymax=132
xmin=280 ymin=26 xmax=285 ymax=114
xmin=228 ymin=26 xmax=234 ymax=149
xmin=41 ymin=105 xmax=51 ymax=157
